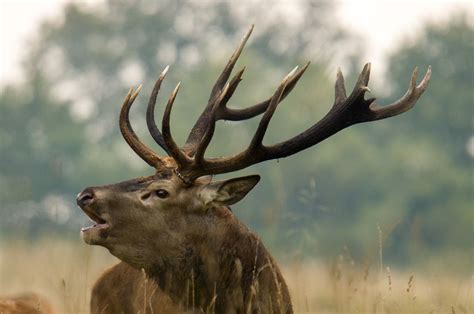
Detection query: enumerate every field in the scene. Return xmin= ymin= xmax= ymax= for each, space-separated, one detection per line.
xmin=0 ymin=237 xmax=471 ymax=313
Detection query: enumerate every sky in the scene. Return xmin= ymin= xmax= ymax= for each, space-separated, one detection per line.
xmin=0 ymin=0 xmax=472 ymax=87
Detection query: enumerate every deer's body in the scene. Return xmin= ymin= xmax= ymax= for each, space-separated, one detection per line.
xmin=77 ymin=25 xmax=430 ymax=313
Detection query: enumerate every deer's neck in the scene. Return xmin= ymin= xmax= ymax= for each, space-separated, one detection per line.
xmin=145 ymin=207 xmax=251 ymax=307
xmin=146 ymin=206 xmax=290 ymax=312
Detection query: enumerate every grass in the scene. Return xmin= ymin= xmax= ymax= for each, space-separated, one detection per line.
xmin=0 ymin=237 xmax=471 ymax=313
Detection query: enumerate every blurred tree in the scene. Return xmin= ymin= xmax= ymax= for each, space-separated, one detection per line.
xmin=0 ymin=71 xmax=87 ymax=236
xmin=386 ymin=14 xmax=473 ymax=166
xmin=0 ymin=74 xmax=85 ymax=202
xmin=381 ymin=14 xmax=473 ymax=267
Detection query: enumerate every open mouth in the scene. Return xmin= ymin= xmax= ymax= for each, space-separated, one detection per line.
xmin=80 ymin=206 xmax=109 ymax=232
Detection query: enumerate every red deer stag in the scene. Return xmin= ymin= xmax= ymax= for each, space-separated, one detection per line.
xmin=77 ymin=25 xmax=431 ymax=313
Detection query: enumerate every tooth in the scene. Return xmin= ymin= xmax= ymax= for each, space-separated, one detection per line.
xmin=81 ymin=225 xmax=94 ymax=232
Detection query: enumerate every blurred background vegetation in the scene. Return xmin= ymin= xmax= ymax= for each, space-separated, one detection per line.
xmin=0 ymin=0 xmax=472 ymax=275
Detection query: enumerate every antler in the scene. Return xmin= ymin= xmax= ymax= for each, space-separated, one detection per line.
xmin=181 ymin=26 xmax=254 ymax=155
xmin=119 ymin=86 xmax=166 ymax=168
xmin=121 ymin=26 xmax=431 ymax=183
xmin=170 ymin=62 xmax=431 ymax=181
xmin=146 ymin=65 xmax=170 ymax=154
xmin=181 ymin=25 xmax=305 ymax=156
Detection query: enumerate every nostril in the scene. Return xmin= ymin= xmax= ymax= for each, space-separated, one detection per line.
xmin=77 ymin=189 xmax=95 ymax=206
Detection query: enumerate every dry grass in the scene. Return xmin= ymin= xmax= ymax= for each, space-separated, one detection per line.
xmin=0 ymin=237 xmax=471 ymax=313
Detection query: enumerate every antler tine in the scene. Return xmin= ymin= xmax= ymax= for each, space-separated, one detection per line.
xmin=194 ymin=83 xmax=231 ymax=164
xmin=214 ymin=67 xmax=246 ymax=118
xmin=184 ymin=25 xmax=254 ymax=154
xmin=336 ymin=63 xmax=372 ymax=111
xmin=146 ymin=65 xmax=170 ymax=154
xmin=217 ymin=61 xmax=310 ymax=121
xmin=209 ymin=25 xmax=254 ymax=102
xmin=334 ymin=67 xmax=347 ymax=104
xmin=129 ymin=84 xmax=142 ymax=103
xmin=119 ymin=86 xmax=165 ymax=168
xmin=249 ymin=66 xmax=300 ymax=150
xmin=161 ymin=82 xmax=191 ymax=166
xmin=370 ymin=65 xmax=432 ymax=119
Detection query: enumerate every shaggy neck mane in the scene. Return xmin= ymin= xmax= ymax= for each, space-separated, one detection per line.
xmin=146 ymin=206 xmax=288 ymax=311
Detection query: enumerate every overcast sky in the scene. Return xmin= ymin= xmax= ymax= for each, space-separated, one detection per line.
xmin=0 ymin=0 xmax=472 ymax=87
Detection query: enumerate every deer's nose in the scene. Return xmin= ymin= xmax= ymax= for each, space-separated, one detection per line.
xmin=76 ymin=188 xmax=95 ymax=207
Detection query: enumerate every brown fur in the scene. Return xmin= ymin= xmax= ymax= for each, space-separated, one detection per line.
xmin=90 ymin=262 xmax=177 ymax=314
xmin=0 ymin=293 xmax=57 ymax=314
xmin=78 ymin=171 xmax=292 ymax=312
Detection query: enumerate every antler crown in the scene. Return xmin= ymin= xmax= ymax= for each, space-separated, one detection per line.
xmin=119 ymin=25 xmax=432 ymax=183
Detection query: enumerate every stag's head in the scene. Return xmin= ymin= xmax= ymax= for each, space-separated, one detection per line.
xmin=77 ymin=163 xmax=260 ymax=269
xmin=77 ymin=25 xmax=431 ymax=269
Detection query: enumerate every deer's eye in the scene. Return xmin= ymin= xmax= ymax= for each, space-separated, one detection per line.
xmin=155 ymin=189 xmax=169 ymax=199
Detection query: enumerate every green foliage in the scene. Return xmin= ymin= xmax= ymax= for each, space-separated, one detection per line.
xmin=386 ymin=14 xmax=473 ymax=166
xmin=381 ymin=14 xmax=473 ymax=267
xmin=0 ymin=75 xmax=85 ymax=202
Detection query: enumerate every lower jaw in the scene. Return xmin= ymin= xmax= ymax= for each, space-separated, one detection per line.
xmin=81 ymin=226 xmax=110 ymax=244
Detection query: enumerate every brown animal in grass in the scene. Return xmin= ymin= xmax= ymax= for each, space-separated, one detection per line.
xmin=77 ymin=25 xmax=431 ymax=313
xmin=90 ymin=262 xmax=178 ymax=313
xmin=0 ymin=292 xmax=57 ymax=314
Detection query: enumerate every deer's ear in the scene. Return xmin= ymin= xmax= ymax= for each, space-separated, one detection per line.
xmin=200 ymin=175 xmax=260 ymax=207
